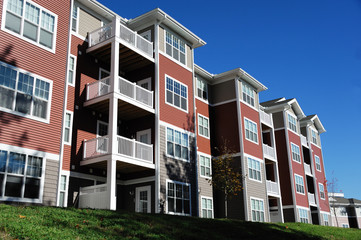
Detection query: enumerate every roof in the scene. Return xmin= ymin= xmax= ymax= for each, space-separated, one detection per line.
xmin=261 ymin=98 xmax=306 ymax=118
xmin=328 ymin=193 xmax=361 ymax=206
xmin=78 ymin=0 xmax=123 ymax=22
xmin=300 ymin=114 xmax=326 ymax=134
xmin=127 ymin=8 xmax=206 ymax=49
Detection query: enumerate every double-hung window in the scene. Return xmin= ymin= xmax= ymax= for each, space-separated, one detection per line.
xmin=4 ymin=0 xmax=57 ymax=51
xmin=242 ymin=82 xmax=255 ymax=107
xmin=298 ymin=208 xmax=309 ymax=223
xmin=311 ymin=129 xmax=318 ymax=145
xmin=319 ymin=183 xmax=325 ymax=199
xmin=201 ymin=197 xmax=213 ymax=218
xmin=291 ymin=143 xmax=301 ymax=163
xmin=199 ymin=155 xmax=211 ymax=178
xmin=295 ymin=174 xmax=305 ymax=194
xmin=288 ymin=113 xmax=297 ymax=132
xmin=167 ymin=181 xmax=190 ymax=215
xmin=0 ymin=149 xmax=43 ymax=201
xmin=244 ymin=118 xmax=258 ymax=143
xmin=166 ymin=127 xmax=189 ymax=161
xmin=339 ymin=207 xmax=347 ymax=216
xmin=342 ymin=224 xmax=349 ymax=228
xmin=71 ymin=5 xmax=78 ymax=32
xmin=166 ymin=76 xmax=187 ymax=111
xmin=198 ymin=114 xmax=209 ymax=138
xmin=68 ymin=55 xmax=76 ymax=86
xmin=196 ymin=76 xmax=208 ymax=101
xmin=165 ymin=31 xmax=186 ymax=65
xmin=0 ymin=62 xmax=52 ymax=122
xmin=64 ymin=111 xmax=73 ymax=145
xmin=323 ymin=214 xmax=329 ymax=226
xmin=248 ymin=157 xmax=261 ymax=181
xmin=58 ymin=175 xmax=67 ymax=207
xmin=251 ymin=198 xmax=265 ymax=222
xmin=315 ymin=155 xmax=321 ymax=171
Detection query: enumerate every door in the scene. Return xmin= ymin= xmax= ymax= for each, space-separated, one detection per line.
xmin=136 ymin=129 xmax=151 ymax=144
xmin=135 ymin=186 xmax=151 ymax=213
xmin=137 ymin=77 xmax=151 ymax=90
xmin=136 ymin=129 xmax=152 ymax=161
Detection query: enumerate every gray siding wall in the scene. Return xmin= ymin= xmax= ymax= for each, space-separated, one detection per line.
xmin=159 ymin=125 xmax=197 ymax=216
xmin=159 ymin=26 xmax=165 ymax=53
xmin=78 ymin=8 xmax=101 ymax=38
xmin=273 ymin=112 xmax=284 ymax=129
xmin=197 ymin=153 xmax=213 ymax=217
xmin=42 ymin=159 xmax=59 ymax=206
xmin=186 ymin=45 xmax=192 ymax=69
xmin=209 ymin=80 xmax=236 ymax=105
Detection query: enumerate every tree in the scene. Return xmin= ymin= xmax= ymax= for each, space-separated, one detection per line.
xmin=209 ymin=139 xmax=244 ymax=218
xmin=326 ymin=172 xmax=340 ymax=227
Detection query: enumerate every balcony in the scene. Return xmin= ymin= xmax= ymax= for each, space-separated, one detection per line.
xmin=260 ymin=110 xmax=273 ymax=127
xmin=79 ymin=184 xmax=109 ymax=209
xmin=88 ymin=20 xmax=153 ymax=60
xmin=263 ymin=144 xmax=276 ymax=161
xmin=82 ymin=135 xmax=154 ymax=169
xmin=266 ymin=180 xmax=280 ymax=197
xmin=308 ymin=192 xmax=317 ymax=206
xmin=301 ymin=135 xmax=308 ymax=147
xmin=304 ymin=163 xmax=312 ymax=176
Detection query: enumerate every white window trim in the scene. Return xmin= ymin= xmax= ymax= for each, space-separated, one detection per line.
xmin=136 ymin=128 xmax=151 ymax=144
xmin=1 ymin=0 xmax=58 ymax=53
xmin=290 ymin=142 xmax=301 ymax=164
xmin=241 ymin=81 xmax=257 ymax=109
xmin=244 ymin=117 xmax=259 ymax=145
xmin=57 ymin=170 xmax=70 ymax=207
xmin=201 ymin=196 xmax=214 ymax=218
xmin=135 ymin=185 xmax=151 ymax=213
xmin=67 ymin=54 xmax=76 ymax=87
xmin=314 ymin=155 xmax=321 ymax=172
xmin=166 ymin=179 xmax=191 ymax=216
xmin=287 ymin=112 xmax=298 ymax=135
xmin=196 ymin=76 xmax=208 ymax=104
xmin=310 ymin=127 xmax=319 ymax=146
xmin=197 ymin=113 xmax=210 ymax=139
xmin=164 ymin=28 xmax=187 ymax=66
xmin=137 ymin=77 xmax=152 ymax=91
xmin=0 ymin=145 xmax=47 ymax=203
xmin=294 ymin=174 xmax=305 ymax=195
xmin=165 ymin=126 xmax=190 ymax=162
xmin=247 ymin=157 xmax=262 ymax=183
xmin=96 ymin=120 xmax=108 ymax=137
xmin=63 ymin=110 xmax=73 ymax=145
xmin=298 ymin=207 xmax=309 ymax=223
xmin=165 ymin=74 xmax=188 ymax=113
xmin=250 ymin=197 xmax=265 ymax=222
xmin=198 ymin=152 xmax=212 ymax=179
xmin=0 ymin=61 xmax=53 ymax=124
xmin=319 ymin=183 xmax=325 ymax=200
xmin=342 ymin=224 xmax=349 ymax=228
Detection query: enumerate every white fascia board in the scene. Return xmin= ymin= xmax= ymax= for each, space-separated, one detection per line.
xmin=194 ymin=64 xmax=214 ymax=80
xmin=77 ymin=0 xmax=123 ymax=22
xmin=288 ymin=99 xmax=306 ymax=119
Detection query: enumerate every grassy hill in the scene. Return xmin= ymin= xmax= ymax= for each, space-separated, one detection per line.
xmin=0 ymin=204 xmax=360 ymax=240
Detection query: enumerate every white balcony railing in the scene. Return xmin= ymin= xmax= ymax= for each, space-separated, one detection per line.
xmin=263 ymin=144 xmax=276 ymax=160
xmin=267 ymin=180 xmax=280 ymax=196
xmin=260 ymin=110 xmax=273 ymax=126
xmin=88 ymin=19 xmax=153 ymax=58
xmin=117 ymin=136 xmax=153 ymax=163
xmin=304 ymin=163 xmax=312 ymax=176
xmin=79 ymin=184 xmax=109 ymax=209
xmin=118 ymin=76 xmax=154 ymax=108
xmin=86 ymin=77 xmax=110 ymax=100
xmin=301 ymin=135 xmax=308 ymax=146
xmin=83 ymin=135 xmax=109 ymax=159
xmin=308 ymin=192 xmax=316 ymax=206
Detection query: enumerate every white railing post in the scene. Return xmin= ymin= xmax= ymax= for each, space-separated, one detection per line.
xmin=86 ymin=84 xmax=89 ymax=100
xmin=132 ymin=139 xmax=136 ymax=158
xmin=133 ymin=82 xmax=136 ymax=100
xmin=83 ymin=140 xmax=87 ymax=159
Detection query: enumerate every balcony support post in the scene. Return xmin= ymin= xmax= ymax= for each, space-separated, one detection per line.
xmin=107 ymin=158 xmax=117 ymax=210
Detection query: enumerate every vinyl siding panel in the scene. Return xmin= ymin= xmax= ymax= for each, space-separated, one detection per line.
xmin=186 ymin=45 xmax=192 ymax=69
xmin=78 ymin=8 xmax=101 ymax=38
xmin=158 ymin=26 xmax=165 ymax=53
xmin=43 ymin=159 xmax=60 ymax=206
xmin=209 ymin=80 xmax=236 ymax=105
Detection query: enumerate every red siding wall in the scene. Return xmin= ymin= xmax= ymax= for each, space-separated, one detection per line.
xmin=196 ymin=99 xmax=211 ymax=155
xmin=0 ymin=0 xmax=70 ymax=154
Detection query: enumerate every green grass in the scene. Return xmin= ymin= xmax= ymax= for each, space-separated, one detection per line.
xmin=0 ymin=204 xmax=360 ymax=240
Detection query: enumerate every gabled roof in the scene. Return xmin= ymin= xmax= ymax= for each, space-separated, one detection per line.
xmin=261 ymin=98 xmax=306 ymax=119
xmin=300 ymin=114 xmax=326 ymax=134
xmin=127 ymin=8 xmax=206 ymax=49
xmin=78 ymin=0 xmax=123 ymax=22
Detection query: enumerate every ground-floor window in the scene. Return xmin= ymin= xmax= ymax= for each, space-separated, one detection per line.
xmin=201 ymin=196 xmax=213 ymax=218
xmin=0 ymin=149 xmax=43 ymax=201
xmin=323 ymin=213 xmax=329 ymax=226
xmin=167 ymin=181 xmax=190 ymax=215
xmin=58 ymin=175 xmax=67 ymax=207
xmin=298 ymin=208 xmax=309 ymax=223
xmin=342 ymin=224 xmax=349 ymax=228
xmin=251 ymin=198 xmax=265 ymax=222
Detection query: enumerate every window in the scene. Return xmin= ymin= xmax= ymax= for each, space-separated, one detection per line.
xmin=199 ymin=155 xmax=211 ymax=178
xmin=295 ymin=174 xmax=305 ymax=194
xmin=3 ymin=0 xmax=57 ymax=51
xmin=315 ymin=155 xmax=321 ymax=171
xmin=165 ymin=31 xmax=186 ymax=65
xmin=166 ymin=76 xmax=187 ymax=111
xmin=167 ymin=127 xmax=189 ymax=161
xmin=167 ymin=181 xmax=190 ymax=215
xmin=198 ymin=114 xmax=209 ymax=138
xmin=342 ymin=224 xmax=349 ymax=228
xmin=201 ymin=197 xmax=213 ymax=218
xmin=323 ymin=214 xmax=329 ymax=226
xmin=244 ymin=118 xmax=258 ymax=143
xmin=319 ymin=183 xmax=325 ymax=199
xmin=298 ymin=208 xmax=309 ymax=223
xmin=0 ymin=149 xmax=43 ymax=201
xmin=68 ymin=55 xmax=76 ymax=85
xmin=58 ymin=175 xmax=67 ymax=207
xmin=339 ymin=207 xmax=347 ymax=216
xmin=291 ymin=143 xmax=301 ymax=163
xmin=288 ymin=113 xmax=297 ymax=132
xmin=71 ymin=5 xmax=77 ymax=32
xmin=248 ymin=158 xmax=261 ymax=181
xmin=196 ymin=76 xmax=208 ymax=101
xmin=0 ymin=62 xmax=52 ymax=122
xmin=242 ymin=82 xmax=255 ymax=107
xmin=311 ymin=129 xmax=318 ymax=145
xmin=251 ymin=198 xmax=265 ymax=222
xmin=64 ymin=111 xmax=73 ymax=145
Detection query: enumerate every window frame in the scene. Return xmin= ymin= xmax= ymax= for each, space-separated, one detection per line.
xmin=1 ymin=0 xmax=58 ymax=53
xmin=58 ymin=172 xmax=69 ymax=207
xmin=287 ymin=113 xmax=298 ymax=133
xmin=315 ymin=155 xmax=321 ymax=172
xmin=342 ymin=224 xmax=349 ymax=228
xmin=241 ymin=81 xmax=255 ymax=107
xmin=199 ymin=153 xmax=212 ymax=179
xmin=319 ymin=183 xmax=325 ymax=200
xmin=164 ymin=30 xmax=187 ymax=66
xmin=298 ymin=208 xmax=309 ymax=223
xmin=166 ymin=180 xmax=191 ymax=216
xmin=166 ymin=127 xmax=190 ymax=162
xmin=248 ymin=157 xmax=262 ymax=182
xmin=244 ymin=117 xmax=258 ymax=144
xmin=322 ymin=213 xmax=329 ymax=226
xmin=0 ymin=61 xmax=53 ymax=123
xmin=198 ymin=114 xmax=210 ymax=139
xmin=196 ymin=76 xmax=208 ymax=102
xmin=67 ymin=54 xmax=76 ymax=86
xmin=294 ymin=174 xmax=305 ymax=195
xmin=201 ymin=196 xmax=213 ymax=218
xmin=251 ymin=197 xmax=265 ymax=222
xmin=311 ymin=129 xmax=318 ymax=145
xmin=63 ymin=111 xmax=73 ymax=145
xmin=165 ymin=75 xmax=188 ymax=113
xmin=291 ymin=142 xmax=301 ymax=163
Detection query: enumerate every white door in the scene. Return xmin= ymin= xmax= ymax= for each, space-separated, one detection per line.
xmin=135 ymin=186 xmax=151 ymax=213
xmin=136 ymin=129 xmax=151 ymax=144
xmin=137 ymin=77 xmax=151 ymax=90
xmin=140 ymin=30 xmax=151 ymax=42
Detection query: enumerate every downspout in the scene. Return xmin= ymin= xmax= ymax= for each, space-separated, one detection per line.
xmin=154 ymin=21 xmax=160 ymax=213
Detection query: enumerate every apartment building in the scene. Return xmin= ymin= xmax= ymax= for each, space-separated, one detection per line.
xmin=0 ymin=0 xmax=330 ymax=224
xmin=329 ymin=192 xmax=361 ymax=228
xmin=261 ymin=98 xmax=331 ymax=225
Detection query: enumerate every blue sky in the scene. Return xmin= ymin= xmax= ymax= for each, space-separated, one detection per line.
xmin=98 ymin=0 xmax=361 ymax=199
